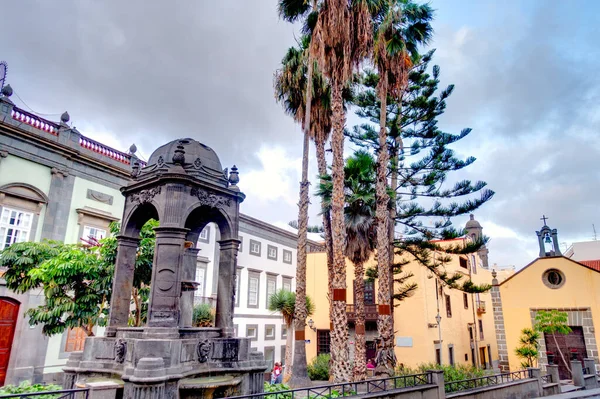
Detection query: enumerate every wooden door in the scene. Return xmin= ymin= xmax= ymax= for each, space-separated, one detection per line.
xmin=544 ymin=326 xmax=587 ymax=380
xmin=0 ymin=298 xmax=19 ymax=386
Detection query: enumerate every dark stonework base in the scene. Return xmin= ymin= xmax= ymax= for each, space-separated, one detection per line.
xmin=65 ymin=328 xmax=267 ymax=399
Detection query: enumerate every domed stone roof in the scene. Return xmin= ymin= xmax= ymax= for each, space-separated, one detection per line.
xmin=465 ymin=214 xmax=482 ymax=228
xmin=147 ymin=138 xmax=223 ymax=173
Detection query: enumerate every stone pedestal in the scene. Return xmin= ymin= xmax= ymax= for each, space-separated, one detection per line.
xmin=571 ymin=360 xmax=584 ymax=387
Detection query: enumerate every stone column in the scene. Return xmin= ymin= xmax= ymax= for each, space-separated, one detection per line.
xmin=180 ymin=247 xmax=200 ymax=328
xmin=106 ymin=236 xmax=141 ymax=336
xmin=571 ymin=360 xmax=584 ymax=387
xmin=490 ymin=271 xmax=510 ymax=372
xmin=215 ymin=238 xmax=240 ymax=337
xmin=428 ymin=369 xmax=445 ymax=399
xmin=147 ymin=227 xmax=189 ymax=328
xmin=546 ymin=364 xmax=559 ymax=384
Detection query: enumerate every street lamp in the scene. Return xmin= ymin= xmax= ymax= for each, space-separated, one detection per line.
xmin=308 ymin=319 xmax=317 ymax=332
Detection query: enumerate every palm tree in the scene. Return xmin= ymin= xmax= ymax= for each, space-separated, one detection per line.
xmin=317 ymin=151 xmax=377 ymax=381
xmin=268 ymin=289 xmax=315 ymax=380
xmin=372 ymin=0 xmax=433 ymax=376
xmin=311 ymin=0 xmax=374 ymax=383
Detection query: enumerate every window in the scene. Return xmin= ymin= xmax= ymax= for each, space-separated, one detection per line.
xmin=264 ymin=346 xmax=275 ymax=369
xmin=459 ymin=257 xmax=468 ymax=269
xmin=65 ymin=328 xmax=87 ymax=352
xmin=267 ymin=245 xmax=278 ymax=260
xmin=234 ymin=324 xmax=238 ymax=337
xmin=468 ymin=325 xmax=474 ymax=340
xmin=239 ymin=236 xmax=243 ymax=252
xmin=235 ymin=268 xmax=242 ymax=307
xmin=445 ymin=294 xmax=452 ymax=318
xmin=246 ymin=324 xmax=258 ymax=341
xmin=471 ymin=255 xmax=477 ymax=274
xmin=542 ymin=269 xmax=566 ymax=289
xmin=196 ymin=266 xmax=206 ymax=297
xmin=282 ymin=277 xmax=292 ymax=292
xmin=464 ymin=353 xmax=469 ymax=362
xmin=266 ymin=274 xmax=277 ymax=308
xmin=478 ymin=319 xmax=484 ymax=340
xmin=317 ymin=330 xmax=331 ymax=355
xmin=281 ymin=325 xmax=287 ymax=339
xmin=248 ymin=271 xmax=260 ymax=308
xmin=199 ymin=226 xmax=210 ymax=243
xmin=449 ymin=345 xmax=455 ymax=366
xmin=281 ymin=345 xmax=287 ymax=365
xmin=265 ymin=324 xmax=276 ymax=340
xmin=283 ymin=249 xmax=292 ymax=264
xmin=249 ymin=239 xmax=261 ymax=256
xmin=82 ymin=226 xmax=106 ymax=242
xmin=435 ymin=348 xmax=441 ymax=365
xmin=364 ymin=281 xmax=375 ymax=305
xmin=0 ymin=207 xmax=33 ymax=249
xmin=463 ymin=293 xmax=469 ymax=309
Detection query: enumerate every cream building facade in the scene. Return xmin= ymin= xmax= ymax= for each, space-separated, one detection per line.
xmin=305 ymin=216 xmax=510 ymax=371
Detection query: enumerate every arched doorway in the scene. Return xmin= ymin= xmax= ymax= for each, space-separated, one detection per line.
xmin=0 ymin=297 xmax=19 ymax=386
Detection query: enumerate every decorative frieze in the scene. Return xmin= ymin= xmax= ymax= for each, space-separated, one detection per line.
xmin=86 ymin=188 xmax=114 ymax=205
xmin=190 ymin=187 xmax=231 ymax=208
xmin=130 ymin=187 xmax=161 ymax=205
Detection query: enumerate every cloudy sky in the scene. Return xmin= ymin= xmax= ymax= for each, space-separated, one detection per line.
xmin=2 ymin=1 xmax=598 ymax=268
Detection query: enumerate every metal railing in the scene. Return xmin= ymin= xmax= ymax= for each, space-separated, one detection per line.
xmin=445 ymin=369 xmax=531 ymax=393
xmin=541 ymin=374 xmax=553 ymax=384
xmin=225 ymin=372 xmax=432 ymax=399
xmin=0 ymin=388 xmax=89 ymax=399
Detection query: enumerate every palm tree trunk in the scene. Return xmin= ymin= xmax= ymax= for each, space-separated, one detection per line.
xmin=290 ymin=55 xmax=314 ymax=388
xmin=375 ymin=73 xmax=395 ymax=377
xmin=353 ymin=261 xmax=367 ymax=381
xmin=284 ymin=322 xmax=294 ymax=380
xmin=388 ymin=133 xmax=399 ymax=333
xmin=330 ymin=79 xmax=351 ymax=383
xmin=315 ymin=138 xmax=334 ymax=322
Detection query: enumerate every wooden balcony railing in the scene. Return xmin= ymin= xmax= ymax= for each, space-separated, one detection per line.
xmin=346 ymin=304 xmax=379 ymax=322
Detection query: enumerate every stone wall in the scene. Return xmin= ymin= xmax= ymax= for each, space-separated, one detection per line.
xmin=445 ymin=379 xmax=542 ymax=399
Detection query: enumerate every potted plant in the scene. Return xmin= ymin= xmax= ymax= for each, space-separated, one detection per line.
xmin=547 ymin=351 xmax=555 ymax=365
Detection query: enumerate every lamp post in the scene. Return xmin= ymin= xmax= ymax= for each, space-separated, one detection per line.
xmin=436 ymin=313 xmax=442 ymax=365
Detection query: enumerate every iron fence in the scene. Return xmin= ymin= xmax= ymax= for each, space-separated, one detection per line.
xmin=0 ymin=389 xmax=89 ymax=399
xmin=445 ymin=369 xmax=532 ymax=393
xmin=540 ymin=374 xmax=553 ymax=384
xmin=225 ymin=372 xmax=432 ymax=399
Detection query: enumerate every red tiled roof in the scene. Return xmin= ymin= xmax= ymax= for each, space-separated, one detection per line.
xmin=579 ymin=260 xmax=600 ymax=272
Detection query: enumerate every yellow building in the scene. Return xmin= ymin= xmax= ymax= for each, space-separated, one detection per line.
xmin=306 ymin=215 xmax=510 ymax=371
xmin=493 ymin=220 xmax=600 ymax=380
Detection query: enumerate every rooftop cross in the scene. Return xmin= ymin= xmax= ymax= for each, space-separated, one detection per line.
xmin=541 ymin=215 xmax=549 ymax=226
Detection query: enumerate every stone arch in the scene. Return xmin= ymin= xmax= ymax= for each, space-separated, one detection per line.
xmin=0 ymin=182 xmax=49 ymax=214
xmin=183 ymin=204 xmax=233 ymax=242
xmin=122 ymin=202 xmax=160 ymax=237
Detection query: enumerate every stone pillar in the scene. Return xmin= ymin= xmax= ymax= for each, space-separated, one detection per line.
xmin=546 ymin=364 xmax=559 ymax=384
xmin=147 ymin=227 xmax=189 ymax=328
xmin=572 ymin=360 xmax=584 ymax=387
xmin=490 ymin=271 xmax=510 ymax=372
xmin=180 ymin=247 xmax=200 ymax=328
xmin=528 ymin=368 xmax=543 ymax=397
xmin=428 ymin=369 xmax=445 ymax=399
xmin=215 ymin=238 xmax=240 ymax=337
xmin=106 ymin=236 xmax=141 ymax=336
xmin=584 ymin=358 xmax=596 ymax=375
xmin=40 ymin=168 xmax=75 ymax=241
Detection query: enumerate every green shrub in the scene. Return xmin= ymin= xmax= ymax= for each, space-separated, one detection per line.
xmin=0 ymin=381 xmax=63 ymax=398
xmin=308 ymin=354 xmax=331 ymax=381
xmin=396 ymin=362 xmax=488 ymax=383
xmin=264 ymin=382 xmax=292 ymax=399
xmin=193 ymin=303 xmax=214 ymax=327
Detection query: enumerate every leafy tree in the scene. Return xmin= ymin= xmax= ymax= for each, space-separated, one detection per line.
xmin=318 ymin=150 xmax=377 ymax=381
xmin=268 ymin=289 xmax=315 ymax=380
xmin=193 ymin=303 xmax=214 ymax=327
xmin=515 ymin=328 xmax=540 ymax=369
xmin=535 ymin=310 xmax=572 ymax=375
xmin=369 ymin=0 xmax=434 ymax=376
xmin=349 ymin=50 xmax=494 ymax=295
xmin=0 ymin=220 xmax=157 ymax=336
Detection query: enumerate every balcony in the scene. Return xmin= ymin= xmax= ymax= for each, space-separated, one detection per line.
xmin=476 ymin=301 xmax=486 ymax=314
xmin=346 ymin=304 xmax=378 ymax=322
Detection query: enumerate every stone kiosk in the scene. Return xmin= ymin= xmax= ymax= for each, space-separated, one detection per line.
xmin=63 ymin=139 xmax=267 ymax=398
